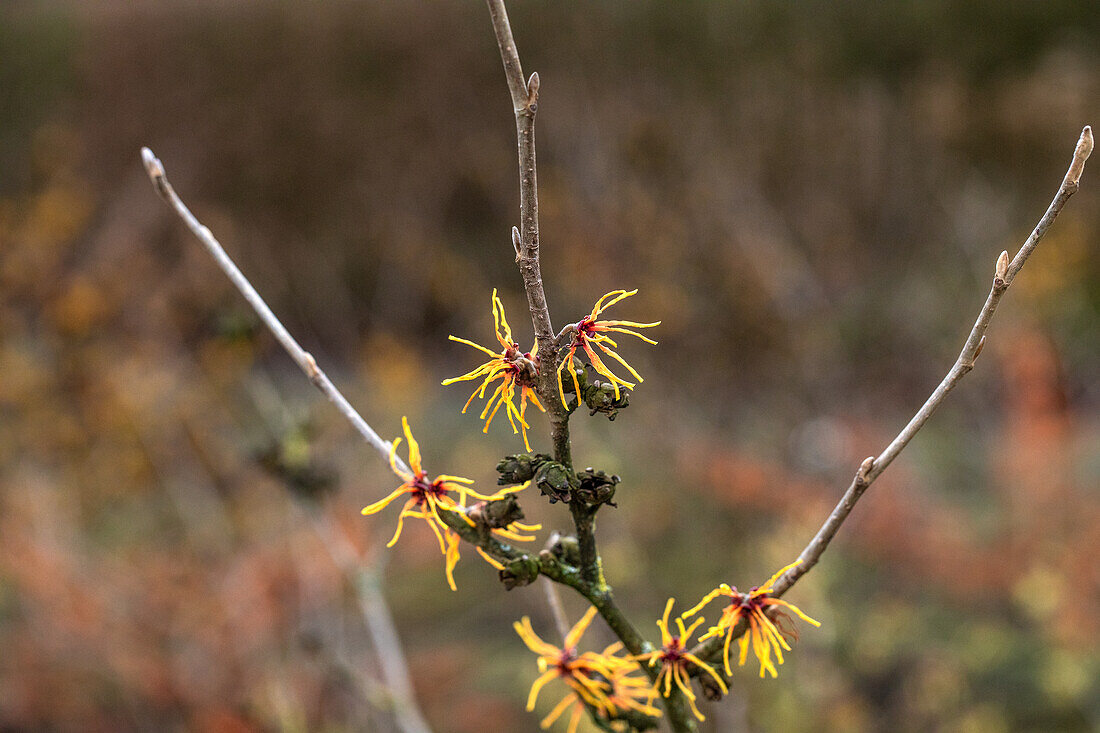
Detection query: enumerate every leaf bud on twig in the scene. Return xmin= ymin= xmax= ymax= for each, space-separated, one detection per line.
xmin=525 ymin=71 xmax=540 ymax=109
xmin=140 ymin=146 xmax=164 ymax=180
xmin=994 ymin=250 xmax=1009 ymax=288
xmin=1067 ymin=125 xmax=1093 ymax=188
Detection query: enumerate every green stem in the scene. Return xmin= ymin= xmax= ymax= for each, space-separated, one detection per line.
xmin=578 ymin=586 xmax=698 ymax=733
xmin=568 ymin=501 xmax=603 ymax=588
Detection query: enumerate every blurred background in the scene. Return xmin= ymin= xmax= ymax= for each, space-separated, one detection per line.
xmin=1 ymin=1 xmax=1098 ymax=731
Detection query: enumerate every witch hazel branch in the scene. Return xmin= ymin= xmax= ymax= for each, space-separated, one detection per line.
xmin=143 ymin=2 xmax=1092 ymax=730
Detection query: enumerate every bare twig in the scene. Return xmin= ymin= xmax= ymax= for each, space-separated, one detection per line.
xmin=140 ymin=148 xmax=409 ymax=478
xmin=773 ymin=124 xmax=1092 ymax=596
xmin=310 ymin=514 xmax=433 ymax=733
xmin=541 ymin=576 xmax=571 ymax=642
xmin=486 ymin=0 xmax=610 ymax=597
xmin=692 ymin=125 xmax=1092 ymax=666
xmin=484 ymin=0 xmax=571 ymax=469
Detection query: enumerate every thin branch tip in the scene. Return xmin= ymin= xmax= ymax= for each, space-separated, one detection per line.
xmin=1068 ymin=125 xmax=1093 ymax=186
xmin=1079 ymin=124 xmax=1093 ymax=158
xmin=140 ymin=147 xmax=163 ymax=178
xmin=141 ymin=147 xmax=169 ymax=198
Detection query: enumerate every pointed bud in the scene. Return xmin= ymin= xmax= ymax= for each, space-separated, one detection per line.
xmin=525 ymin=71 xmax=540 ymax=108
xmin=973 ymin=335 xmax=986 ymax=361
xmin=512 ymin=225 xmax=522 ymax=260
xmin=995 ymin=250 xmax=1009 ymax=281
xmin=1067 ymin=125 xmax=1093 ymax=187
xmin=140 ymin=147 xmax=164 ymax=180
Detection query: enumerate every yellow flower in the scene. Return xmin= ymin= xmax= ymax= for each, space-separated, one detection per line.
xmin=630 ymin=598 xmax=727 ymax=721
xmin=556 ymin=289 xmax=659 ymax=409
xmin=683 ymin=560 xmax=820 ymax=679
xmin=361 ymin=417 xmax=524 ymax=590
xmin=444 ymin=289 xmax=545 ymax=451
xmin=515 ymin=607 xmax=660 ymax=732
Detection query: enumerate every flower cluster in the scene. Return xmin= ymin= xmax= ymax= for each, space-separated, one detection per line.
xmin=444 ymin=289 xmax=545 ymax=451
xmin=515 ymin=607 xmax=660 ymax=733
xmin=683 ymin=560 xmax=820 ymax=678
xmin=556 ymin=289 xmax=659 ymax=409
xmin=360 ymin=417 xmax=536 ymax=590
xmin=630 ymin=599 xmax=726 ymax=721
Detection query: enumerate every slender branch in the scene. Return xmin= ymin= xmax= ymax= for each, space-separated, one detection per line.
xmin=310 ymin=514 xmax=433 ymax=733
xmin=484 ymin=0 xmax=571 ymax=469
xmin=140 ymin=148 xmax=410 ymax=478
xmin=542 ymin=577 xmax=571 ymax=642
xmin=774 ymin=124 xmax=1091 ymax=596
xmin=138 ymin=145 xmax=620 ymax=719
xmin=692 ymin=125 xmax=1093 ymax=665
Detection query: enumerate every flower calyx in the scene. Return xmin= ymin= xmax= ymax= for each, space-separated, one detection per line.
xmin=582 ymin=379 xmax=631 ymax=420
xmin=497 ymin=452 xmax=553 ymax=485
xmin=535 ymin=460 xmax=579 ymax=504
xmin=575 ymin=467 xmax=620 ymax=508
xmin=469 ymin=493 xmax=527 ymax=530
xmin=560 ymin=361 xmax=632 ymax=420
